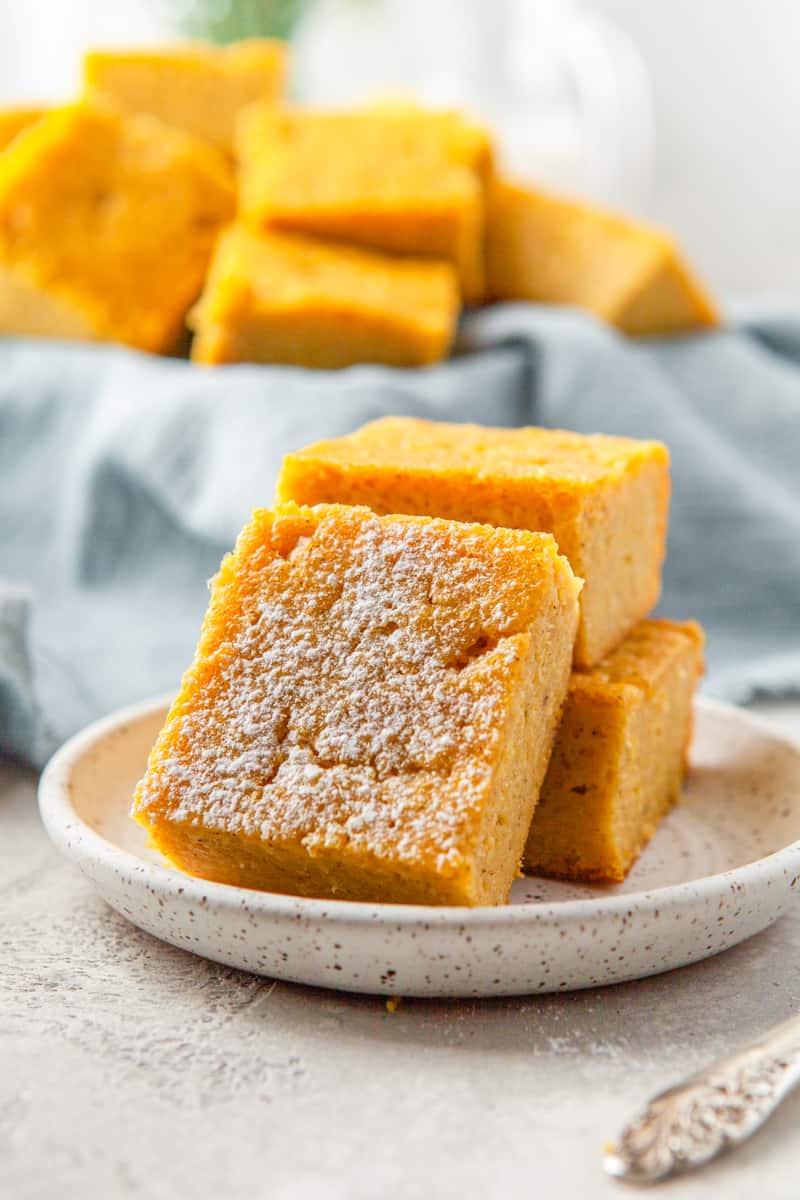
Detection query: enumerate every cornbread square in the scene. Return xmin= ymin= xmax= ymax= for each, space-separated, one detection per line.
xmin=526 ymin=619 xmax=705 ymax=882
xmin=83 ymin=40 xmax=286 ymax=153
xmin=0 ymin=104 xmax=234 ymax=352
xmin=236 ymin=104 xmax=489 ymax=301
xmin=363 ymin=99 xmax=494 ymax=181
xmin=277 ymin=417 xmax=670 ymax=667
xmin=133 ymin=502 xmax=581 ymax=906
xmin=189 ymin=225 xmax=459 ymax=368
xmin=486 ymin=177 xmax=718 ymax=336
xmin=0 ymin=108 xmax=45 ymax=153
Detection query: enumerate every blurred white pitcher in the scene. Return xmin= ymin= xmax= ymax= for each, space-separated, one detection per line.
xmin=291 ymin=0 xmax=654 ymax=210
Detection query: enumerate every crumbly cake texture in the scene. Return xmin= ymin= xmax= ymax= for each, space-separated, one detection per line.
xmin=277 ymin=417 xmax=670 ymax=667
xmin=486 ymin=178 xmax=718 ymax=336
xmin=0 ymin=108 xmax=45 ymax=153
xmin=189 ymin=225 xmax=459 ymax=368
xmin=0 ymin=103 xmax=234 ymax=352
xmin=133 ymin=502 xmax=581 ymax=906
xmin=235 ymin=104 xmax=489 ymax=302
xmin=526 ymin=619 xmax=705 ymax=883
xmin=83 ymin=40 xmax=286 ymax=153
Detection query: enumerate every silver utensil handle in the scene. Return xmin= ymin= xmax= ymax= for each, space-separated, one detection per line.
xmin=605 ymin=1013 xmax=800 ymax=1184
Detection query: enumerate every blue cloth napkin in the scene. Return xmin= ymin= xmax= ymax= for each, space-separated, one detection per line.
xmin=2 ymin=302 xmax=799 ymax=768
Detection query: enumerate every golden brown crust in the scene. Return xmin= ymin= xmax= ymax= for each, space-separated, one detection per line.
xmin=277 ymin=417 xmax=670 ymax=667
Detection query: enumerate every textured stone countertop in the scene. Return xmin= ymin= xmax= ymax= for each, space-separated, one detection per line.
xmin=3 ymin=702 xmax=800 ymax=1200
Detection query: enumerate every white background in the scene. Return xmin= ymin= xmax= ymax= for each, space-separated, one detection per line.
xmin=595 ymin=0 xmax=800 ymax=298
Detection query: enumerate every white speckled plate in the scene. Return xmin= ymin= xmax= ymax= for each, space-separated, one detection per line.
xmin=39 ymin=695 xmax=800 ymax=998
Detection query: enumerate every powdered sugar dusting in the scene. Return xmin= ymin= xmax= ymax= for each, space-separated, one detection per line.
xmin=135 ymin=506 xmax=564 ymax=874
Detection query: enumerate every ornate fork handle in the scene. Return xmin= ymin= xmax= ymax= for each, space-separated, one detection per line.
xmin=605 ymin=1013 xmax=800 ymax=1184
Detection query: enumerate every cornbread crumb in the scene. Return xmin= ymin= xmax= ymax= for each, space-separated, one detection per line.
xmin=0 ymin=103 xmax=234 ymax=352
xmin=486 ymin=177 xmax=718 ymax=336
xmin=526 ymin=619 xmax=705 ymax=882
xmin=133 ymin=502 xmax=581 ymax=906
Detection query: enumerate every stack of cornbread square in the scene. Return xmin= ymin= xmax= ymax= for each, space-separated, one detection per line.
xmin=0 ymin=40 xmax=717 ymax=361
xmin=135 ymin=417 xmax=704 ymax=904
xmin=191 ymin=98 xmax=717 ymax=365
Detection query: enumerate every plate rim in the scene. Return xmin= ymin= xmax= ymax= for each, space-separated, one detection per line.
xmin=38 ymin=691 xmax=800 ymax=929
